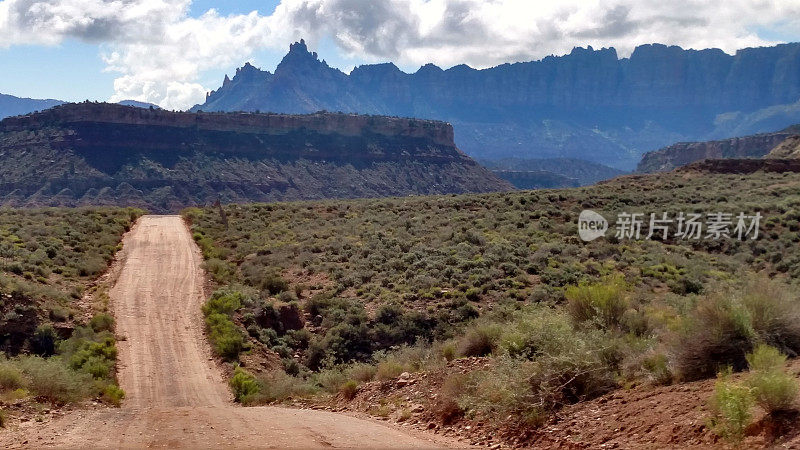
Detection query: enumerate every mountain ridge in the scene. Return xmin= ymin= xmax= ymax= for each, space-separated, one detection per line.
xmin=194 ymin=40 xmax=800 ymax=169
xmin=0 ymin=93 xmax=64 ymax=120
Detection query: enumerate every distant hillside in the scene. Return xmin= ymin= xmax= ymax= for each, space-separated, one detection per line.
xmin=637 ymin=125 xmax=800 ymax=172
xmin=480 ymin=158 xmax=625 ymax=186
xmin=0 ymin=93 xmax=63 ymax=120
xmin=194 ymin=40 xmax=800 ymax=169
xmin=0 ymin=103 xmax=510 ymax=212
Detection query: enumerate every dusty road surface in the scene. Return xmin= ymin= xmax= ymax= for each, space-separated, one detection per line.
xmin=1 ymin=215 xmax=453 ymax=448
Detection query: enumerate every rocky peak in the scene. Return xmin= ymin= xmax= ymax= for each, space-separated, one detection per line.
xmin=276 ymin=39 xmax=324 ymax=74
xmin=416 ymin=63 xmax=443 ymax=75
xmin=235 ymin=62 xmax=265 ymax=79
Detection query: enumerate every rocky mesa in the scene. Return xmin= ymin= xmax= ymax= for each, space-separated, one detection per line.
xmin=0 ymin=103 xmax=511 ymax=212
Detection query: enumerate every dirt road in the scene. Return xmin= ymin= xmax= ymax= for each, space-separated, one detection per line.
xmin=2 ymin=215 xmax=453 ymax=448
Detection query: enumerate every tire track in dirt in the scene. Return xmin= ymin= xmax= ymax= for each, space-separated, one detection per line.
xmin=1 ymin=215 xmax=456 ymax=448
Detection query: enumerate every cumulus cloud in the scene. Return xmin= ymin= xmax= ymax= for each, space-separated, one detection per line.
xmin=1 ymin=0 xmax=799 ymax=109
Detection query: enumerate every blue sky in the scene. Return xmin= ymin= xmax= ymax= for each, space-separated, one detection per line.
xmin=0 ymin=1 xmax=287 ymax=102
xmin=1 ymin=0 xmax=798 ymax=109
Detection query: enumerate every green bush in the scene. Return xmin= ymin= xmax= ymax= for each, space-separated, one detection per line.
xmin=17 ymin=356 xmax=94 ymax=404
xmin=230 ymin=367 xmax=260 ymax=404
xmin=745 ymin=345 xmax=798 ymax=414
xmin=68 ymin=335 xmax=117 ymax=379
xmin=203 ymin=289 xmax=245 ymax=316
xmin=206 ymin=313 xmax=244 ymax=360
xmin=565 ymin=276 xmax=628 ymax=329
xmin=102 ymin=384 xmax=125 ymax=406
xmin=203 ymin=289 xmax=246 ymax=360
xmin=0 ymin=362 xmax=23 ymax=390
xmin=89 ymin=313 xmax=115 ymax=332
xmin=709 ymin=369 xmax=754 ymax=444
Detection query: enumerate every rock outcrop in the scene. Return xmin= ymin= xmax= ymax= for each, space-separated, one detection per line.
xmin=0 ymin=103 xmax=511 ymax=212
xmin=637 ymin=127 xmax=799 ymax=172
xmin=194 ymin=40 xmax=800 ymax=169
xmin=766 ymin=135 xmax=800 ymax=159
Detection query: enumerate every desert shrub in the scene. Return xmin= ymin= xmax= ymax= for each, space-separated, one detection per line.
xmin=431 ymin=374 xmax=466 ymax=425
xmin=78 ymin=256 xmax=107 ymax=276
xmin=262 ymin=273 xmax=289 ymax=295
xmin=375 ymin=360 xmax=404 ymax=381
xmin=673 ymin=294 xmax=755 ymax=381
xmin=67 ymin=334 xmax=117 ymax=379
xmin=459 ymin=359 xmax=547 ymax=427
xmin=49 ymin=306 xmax=70 ymax=322
xmin=305 ymin=320 xmax=371 ymax=370
xmin=89 ymin=313 xmax=115 ymax=332
xmin=708 ymin=369 xmax=754 ymax=444
xmin=205 ymin=313 xmax=244 ymax=360
xmin=745 ymin=345 xmax=798 ymax=413
xmin=249 ymin=371 xmax=315 ymax=404
xmin=203 ymin=289 xmax=246 ymax=360
xmin=314 ymin=368 xmax=347 ymax=394
xmin=346 ymin=363 xmax=377 ymax=383
xmin=230 ymin=367 xmax=260 ymax=404
xmin=673 ymin=278 xmax=800 ymax=381
xmin=339 ymin=380 xmax=358 ymax=400
xmin=456 ymin=323 xmax=501 ymax=357
xmin=203 ymin=289 xmax=244 ymax=316
xmin=440 ymin=341 xmax=456 ymax=361
xmin=192 ymin=232 xmax=219 ymax=260
xmin=370 ymin=304 xmax=435 ymax=348
xmin=565 ymin=275 xmax=628 ymax=329
xmin=740 ymin=278 xmax=800 ymax=356
xmin=31 ymin=324 xmax=58 ymax=356
xmin=0 ymin=362 xmax=23 ymax=390
xmin=16 ymin=356 xmax=94 ymax=404
xmin=102 ymin=384 xmax=125 ymax=406
xmin=205 ymin=258 xmax=235 ymax=283
xmin=622 ymin=350 xmax=673 ymax=386
xmin=468 ymin=306 xmax=620 ymax=415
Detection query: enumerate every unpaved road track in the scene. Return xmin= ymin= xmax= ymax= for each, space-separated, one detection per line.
xmin=1 ymin=215 xmax=453 ymax=448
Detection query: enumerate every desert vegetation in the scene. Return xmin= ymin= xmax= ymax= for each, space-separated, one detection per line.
xmin=184 ymin=170 xmax=800 ymax=439
xmin=0 ymin=207 xmax=142 ymax=420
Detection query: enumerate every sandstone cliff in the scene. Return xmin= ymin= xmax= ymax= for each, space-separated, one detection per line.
xmin=0 ymin=103 xmax=511 ymax=212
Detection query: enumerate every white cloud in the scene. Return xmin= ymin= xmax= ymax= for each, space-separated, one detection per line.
xmin=1 ymin=0 xmax=799 ymax=109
